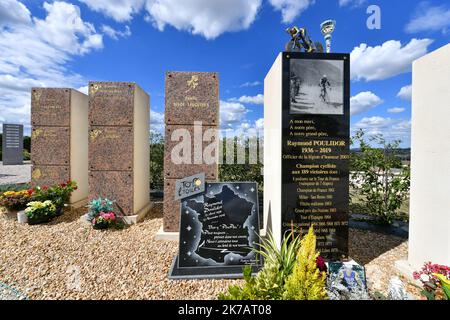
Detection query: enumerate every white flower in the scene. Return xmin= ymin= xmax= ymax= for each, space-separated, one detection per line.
xmin=420 ymin=274 xmax=430 ymax=282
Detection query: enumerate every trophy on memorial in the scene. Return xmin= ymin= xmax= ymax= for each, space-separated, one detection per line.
xmin=285 ymin=26 xmax=324 ymax=53
xmin=320 ymin=20 xmax=336 ymax=53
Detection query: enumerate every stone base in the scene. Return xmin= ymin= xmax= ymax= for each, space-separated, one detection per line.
xmin=395 ymin=260 xmax=421 ymax=285
xmin=80 ymin=202 xmax=152 ymax=225
xmin=155 ymin=226 xmax=179 ymax=241
xmin=68 ymin=197 xmax=88 ymax=210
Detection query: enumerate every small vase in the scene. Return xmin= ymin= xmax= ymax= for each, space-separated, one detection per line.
xmin=17 ymin=210 xmax=28 ymax=224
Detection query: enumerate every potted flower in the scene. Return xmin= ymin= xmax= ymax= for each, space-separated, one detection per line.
xmin=414 ymin=262 xmax=450 ymax=300
xmin=32 ymin=181 xmax=77 ymax=215
xmin=25 ymin=200 xmax=57 ymax=225
xmin=0 ymin=190 xmax=33 ymax=218
xmin=87 ymin=198 xmax=123 ymax=230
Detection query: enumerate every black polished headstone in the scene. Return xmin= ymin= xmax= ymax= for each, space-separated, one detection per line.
xmin=281 ymin=52 xmax=350 ymax=260
xmin=169 ymin=182 xmax=261 ymax=279
xmin=2 ymin=124 xmax=23 ymax=165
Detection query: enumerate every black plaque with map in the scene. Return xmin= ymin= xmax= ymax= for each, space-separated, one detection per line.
xmin=169 ymin=182 xmax=261 ymax=279
xmin=282 ymin=52 xmax=350 ymax=260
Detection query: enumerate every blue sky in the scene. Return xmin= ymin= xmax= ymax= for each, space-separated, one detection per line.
xmin=1 ymin=0 xmax=450 ymax=147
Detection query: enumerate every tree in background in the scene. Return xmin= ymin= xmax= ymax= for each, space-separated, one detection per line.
xmin=350 ymin=129 xmax=410 ymax=225
xmin=149 ymin=132 xmax=164 ymax=189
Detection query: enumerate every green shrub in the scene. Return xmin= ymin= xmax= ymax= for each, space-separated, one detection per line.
xmin=219 ymin=227 xmax=327 ymax=300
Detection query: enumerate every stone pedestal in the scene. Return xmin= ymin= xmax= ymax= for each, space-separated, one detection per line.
xmin=397 ymin=45 xmax=450 ymax=276
xmin=31 ymin=88 xmax=88 ymax=207
xmin=161 ymin=72 xmax=219 ymax=234
xmin=264 ymin=53 xmax=350 ymax=260
xmin=2 ymin=124 xmax=23 ymax=165
xmin=88 ymin=82 xmax=150 ymax=224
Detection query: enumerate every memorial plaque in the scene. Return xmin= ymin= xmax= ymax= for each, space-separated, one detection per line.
xmin=169 ymin=182 xmax=261 ymax=279
xmin=162 ymin=72 xmax=220 ymax=233
xmin=88 ymin=82 xmax=150 ymax=222
xmin=282 ymin=53 xmax=349 ymax=260
xmin=89 ymin=126 xmax=133 ymax=171
xmin=31 ymin=127 xmax=70 ymax=165
xmin=264 ymin=52 xmax=349 ymax=260
xmin=89 ymin=82 xmax=134 ymax=126
xmin=30 ymin=88 xmax=89 ymax=206
xmin=89 ymin=171 xmax=134 ymax=215
xmin=165 ymin=72 xmax=219 ymax=125
xmin=31 ymin=166 xmax=70 ymax=188
xmin=164 ymin=124 xmax=218 ymax=179
xmin=2 ymin=124 xmax=23 ymax=165
xmin=31 ymin=88 xmax=71 ymax=126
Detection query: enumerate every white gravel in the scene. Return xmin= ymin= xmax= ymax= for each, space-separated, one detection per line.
xmin=0 ymin=202 xmax=420 ymax=300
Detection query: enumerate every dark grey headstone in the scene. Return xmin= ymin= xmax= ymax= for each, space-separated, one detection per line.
xmin=2 ymin=124 xmax=23 ymax=165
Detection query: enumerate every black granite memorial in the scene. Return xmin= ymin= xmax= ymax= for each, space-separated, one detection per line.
xmin=169 ymin=182 xmax=261 ymax=279
xmin=282 ymin=53 xmax=350 ymax=260
xmin=2 ymin=124 xmax=23 ymax=165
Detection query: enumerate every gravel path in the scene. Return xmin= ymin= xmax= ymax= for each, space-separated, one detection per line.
xmin=0 ymin=162 xmax=30 ymax=185
xmin=0 ymin=203 xmax=421 ymax=300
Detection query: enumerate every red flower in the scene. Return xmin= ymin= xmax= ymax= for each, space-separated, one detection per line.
xmin=316 ymin=256 xmax=327 ymax=273
xmin=27 ymin=189 xmax=34 ymax=196
xmin=42 ymin=186 xmax=48 ymax=190
xmin=60 ymin=183 xmax=67 ymax=188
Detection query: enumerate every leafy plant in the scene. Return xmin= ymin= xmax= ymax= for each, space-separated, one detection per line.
xmin=0 ymin=190 xmax=32 ymax=211
xmin=350 ymin=129 xmax=410 ymax=225
xmin=25 ymin=200 xmax=57 ymax=223
xmin=87 ymin=198 xmax=123 ymax=230
xmin=283 ymin=226 xmax=328 ymax=300
xmin=219 ymin=227 xmax=327 ymax=300
xmin=32 ymin=181 xmax=77 ymax=208
xmin=414 ymin=262 xmax=450 ymax=300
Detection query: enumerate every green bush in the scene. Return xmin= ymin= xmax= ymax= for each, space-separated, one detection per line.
xmin=350 ymin=130 xmax=410 ymax=225
xmin=219 ymin=227 xmax=327 ymax=300
xmin=150 ymin=132 xmax=164 ymax=189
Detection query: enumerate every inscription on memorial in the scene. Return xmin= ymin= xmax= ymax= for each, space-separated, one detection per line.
xmin=2 ymin=124 xmax=23 ymax=165
xmin=282 ymin=53 xmax=350 ymax=260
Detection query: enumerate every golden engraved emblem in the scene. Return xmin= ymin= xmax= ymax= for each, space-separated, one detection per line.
xmin=33 ymin=90 xmax=42 ymax=101
xmin=32 ymin=129 xmax=42 ymax=139
xmin=90 ymin=129 xmax=102 ymax=141
xmin=186 ymin=75 xmax=199 ymax=93
xmin=194 ymin=179 xmax=202 ymax=187
xmin=90 ymin=84 xmax=101 ymax=95
xmin=32 ymin=168 xmax=42 ymax=180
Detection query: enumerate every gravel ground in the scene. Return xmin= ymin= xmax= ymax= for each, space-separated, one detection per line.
xmin=0 ymin=162 xmax=30 ymax=185
xmin=0 ymin=203 xmax=421 ymax=300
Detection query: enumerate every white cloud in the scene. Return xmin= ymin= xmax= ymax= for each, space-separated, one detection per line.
xmin=350 ymin=39 xmax=433 ymax=81
xmin=350 ymin=91 xmax=383 ymax=116
xmin=35 ymin=2 xmax=103 ymax=55
xmin=229 ymin=94 xmax=264 ymax=105
xmin=77 ymin=86 xmax=89 ymax=95
xmin=255 ymin=118 xmax=264 ymax=130
xmin=79 ymin=0 xmax=146 ymax=22
xmin=353 ymin=116 xmax=411 ymax=144
xmin=150 ymin=110 xmax=165 ymax=134
xmin=339 ymin=0 xmax=366 ymax=7
xmin=268 ymin=0 xmax=314 ymax=24
xmin=220 ymin=100 xmax=249 ymax=128
xmin=145 ymin=0 xmax=261 ymax=39
xmin=0 ymin=0 xmax=31 ymax=26
xmin=102 ymin=25 xmax=132 ymax=40
xmin=240 ymin=81 xmax=261 ymax=88
xmin=405 ymin=2 xmax=450 ymax=34
xmin=397 ymin=84 xmax=412 ymax=101
xmin=387 ymin=107 xmax=406 ymax=114
xmin=0 ymin=1 xmax=103 ymax=131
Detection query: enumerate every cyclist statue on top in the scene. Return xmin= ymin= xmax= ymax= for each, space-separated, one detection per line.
xmin=285 ymin=26 xmax=324 ymax=53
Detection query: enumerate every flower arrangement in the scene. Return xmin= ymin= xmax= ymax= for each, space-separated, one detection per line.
xmin=87 ymin=198 xmax=123 ymax=230
xmin=0 ymin=190 xmax=33 ymax=211
xmin=31 ymin=181 xmax=77 ymax=208
xmin=219 ymin=226 xmax=328 ymax=300
xmin=414 ymin=262 xmax=450 ymax=300
xmin=25 ymin=200 xmax=57 ymax=225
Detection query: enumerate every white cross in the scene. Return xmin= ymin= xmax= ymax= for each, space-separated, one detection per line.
xmin=186 ymin=225 xmax=192 ymax=231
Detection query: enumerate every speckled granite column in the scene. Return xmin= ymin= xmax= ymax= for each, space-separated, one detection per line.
xmin=88 ymin=82 xmax=150 ymax=222
xmin=163 ymin=72 xmax=219 ymax=232
xmin=30 ymin=88 xmax=88 ymax=206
